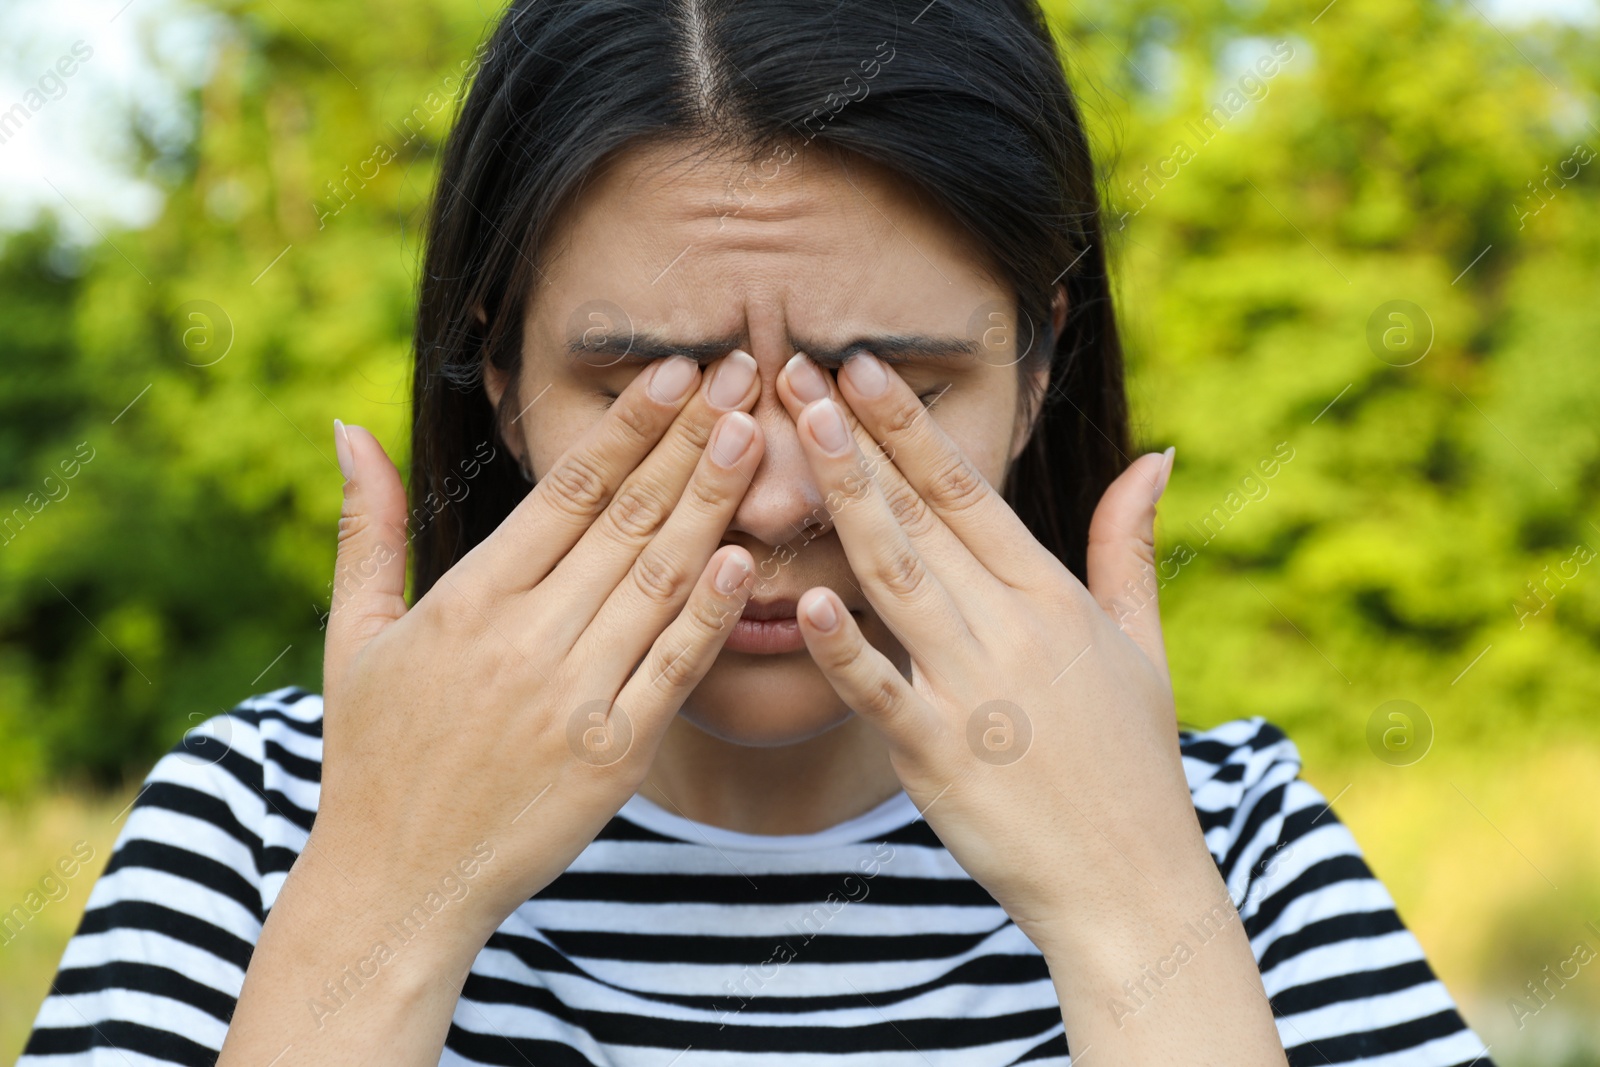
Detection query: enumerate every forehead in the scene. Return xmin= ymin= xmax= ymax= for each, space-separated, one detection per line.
xmin=526 ymin=138 xmax=1009 ymax=349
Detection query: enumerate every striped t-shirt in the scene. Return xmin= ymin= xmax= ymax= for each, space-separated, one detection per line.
xmin=23 ymin=685 xmax=1493 ymax=1066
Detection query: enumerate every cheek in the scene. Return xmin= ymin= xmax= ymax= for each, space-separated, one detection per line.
xmin=931 ymin=390 xmax=1016 ymax=486
xmin=525 ymin=381 xmax=617 ymax=480
xmin=948 ymin=427 xmax=1008 ymax=486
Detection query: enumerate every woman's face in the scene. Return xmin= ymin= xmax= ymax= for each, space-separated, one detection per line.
xmin=488 ymin=138 xmax=1049 ymax=746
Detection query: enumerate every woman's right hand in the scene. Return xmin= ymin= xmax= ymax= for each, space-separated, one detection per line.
xmin=218 ymin=350 xmax=764 ymax=1064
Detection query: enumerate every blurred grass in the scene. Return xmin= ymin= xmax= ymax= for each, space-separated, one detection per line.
xmin=1316 ymin=747 xmax=1600 ymax=1062
xmin=1 ymin=785 xmax=125 ymax=1061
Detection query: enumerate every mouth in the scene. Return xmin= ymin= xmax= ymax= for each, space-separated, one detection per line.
xmin=726 ymin=597 xmax=863 ymax=655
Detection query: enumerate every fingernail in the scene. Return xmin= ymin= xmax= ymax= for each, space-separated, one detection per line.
xmin=804 ymin=594 xmax=839 ymax=631
xmin=649 ymin=355 xmax=699 ymax=403
xmin=784 ymin=352 xmax=830 ymax=403
xmin=715 ymin=552 xmax=750 ymax=595
xmin=333 ymin=419 xmax=355 ymax=481
xmin=808 ymin=398 xmax=852 ymax=455
xmin=710 ymin=412 xmax=754 ymax=468
xmin=842 ymin=351 xmax=887 ymax=398
xmin=708 ymin=350 xmax=756 ymax=408
xmin=1151 ymin=446 xmax=1175 ymax=504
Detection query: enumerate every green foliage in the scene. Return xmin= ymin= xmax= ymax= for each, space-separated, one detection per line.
xmin=1041 ymin=0 xmax=1600 ymax=767
xmin=1 ymin=0 xmax=1595 ymax=791
xmin=0 ymin=0 xmax=490 ymax=787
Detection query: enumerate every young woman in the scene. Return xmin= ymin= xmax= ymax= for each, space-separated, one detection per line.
xmin=24 ymin=0 xmax=1493 ymax=1064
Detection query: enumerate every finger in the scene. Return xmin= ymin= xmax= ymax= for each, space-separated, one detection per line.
xmin=456 ymin=352 xmax=708 ymax=596
xmin=573 ymin=407 xmax=764 ymax=660
xmin=774 ymin=352 xmax=989 ymax=603
xmin=325 ymin=421 xmax=410 ymax=699
xmin=607 ymin=544 xmax=756 ymax=770
xmin=791 ymin=391 xmax=968 ymax=657
xmin=795 ymin=586 xmax=934 ymax=756
xmin=538 ymin=350 xmax=759 ymax=648
xmin=825 ymin=350 xmax=1066 ymax=593
xmin=1086 ymin=447 xmax=1173 ymax=680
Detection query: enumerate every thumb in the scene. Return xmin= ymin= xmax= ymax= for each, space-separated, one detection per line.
xmin=325 ymin=419 xmax=410 ymax=697
xmin=1085 ymin=446 xmax=1173 ymax=681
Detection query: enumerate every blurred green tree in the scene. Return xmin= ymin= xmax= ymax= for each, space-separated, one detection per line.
xmin=0 ymin=0 xmax=1594 ymax=805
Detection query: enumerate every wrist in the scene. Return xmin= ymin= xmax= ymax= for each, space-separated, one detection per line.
xmin=1019 ymin=839 xmax=1234 ymax=966
xmin=1028 ymin=864 xmax=1282 ymax=1063
xmin=272 ymin=832 xmax=494 ymax=987
xmin=219 ymin=846 xmax=485 ymax=1064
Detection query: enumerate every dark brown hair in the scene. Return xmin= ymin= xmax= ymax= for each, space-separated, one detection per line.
xmin=409 ymin=0 xmax=1130 ymax=600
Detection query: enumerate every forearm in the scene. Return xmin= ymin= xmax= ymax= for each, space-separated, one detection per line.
xmin=1035 ymin=855 xmax=1288 ymax=1063
xmin=217 ymin=840 xmax=485 ymax=1065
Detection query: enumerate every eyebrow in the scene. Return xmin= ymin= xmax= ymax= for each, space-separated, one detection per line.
xmin=566 ymin=330 xmax=979 ymax=369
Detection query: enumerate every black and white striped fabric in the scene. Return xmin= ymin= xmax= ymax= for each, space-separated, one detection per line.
xmin=23 ymin=686 xmax=1493 ymax=1065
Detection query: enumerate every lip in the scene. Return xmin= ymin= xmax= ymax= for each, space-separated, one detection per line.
xmin=724 ymin=597 xmax=862 ymax=655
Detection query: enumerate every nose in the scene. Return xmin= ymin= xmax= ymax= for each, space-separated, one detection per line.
xmin=718 ymin=315 xmax=834 ymax=556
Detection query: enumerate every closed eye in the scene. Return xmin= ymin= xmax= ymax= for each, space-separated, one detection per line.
xmin=598 ymin=385 xmax=949 ymax=409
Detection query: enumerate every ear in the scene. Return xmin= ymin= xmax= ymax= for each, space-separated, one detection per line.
xmin=474 ymin=303 xmax=511 ymax=415
xmin=484 ymin=359 xmax=509 ymax=413
xmin=1007 ymin=284 xmax=1068 ymax=465
xmin=482 ymin=360 xmax=533 ymax=480
xmin=474 ymin=305 xmax=531 ymax=477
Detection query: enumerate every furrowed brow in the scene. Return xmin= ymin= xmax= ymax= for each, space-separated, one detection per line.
xmin=794 ymin=335 xmax=980 ymax=370
xmin=566 ymin=331 xmax=744 ymax=365
xmin=566 ymin=330 xmax=979 ymax=368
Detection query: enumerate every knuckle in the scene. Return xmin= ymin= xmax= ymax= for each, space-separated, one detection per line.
xmin=649 ymin=638 xmax=700 ymax=690
xmin=335 ymin=507 xmax=373 ymax=549
xmin=1131 ymin=527 xmax=1158 ymax=568
xmin=333 ymin=515 xmax=402 ymax=591
xmin=544 ymin=455 xmax=610 ymax=518
xmin=819 ymin=630 xmax=908 ymax=723
xmin=882 ymin=480 xmax=937 ymax=539
xmin=871 ymin=546 xmax=930 ymax=601
xmin=400 ymin=579 xmax=486 ymax=662
xmin=925 ymin=454 xmax=988 ymax=513
xmin=685 ymin=469 xmax=730 ymax=512
xmin=878 ymin=395 xmax=925 ymax=442
xmin=605 ymin=480 xmax=670 ymax=540
xmin=417 ymin=577 xmax=487 ymax=642
xmin=830 ymin=641 xmax=901 ymax=720
xmin=691 ymin=589 xmax=742 ymax=635
xmin=861 ymin=673 xmax=904 ymax=720
xmin=676 ymin=411 xmax=716 ymax=453
xmin=608 ymin=395 xmax=659 ymax=448
xmin=823 ymin=630 xmax=869 ymax=674
xmin=1089 ymin=522 xmax=1159 ymax=570
xmin=1128 ymin=540 xmax=1157 ymax=573
xmin=631 ymin=549 xmax=689 ymax=606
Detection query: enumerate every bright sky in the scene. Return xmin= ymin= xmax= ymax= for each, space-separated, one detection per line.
xmin=0 ymin=0 xmax=1593 ymax=246
xmin=0 ymin=0 xmax=221 ymax=244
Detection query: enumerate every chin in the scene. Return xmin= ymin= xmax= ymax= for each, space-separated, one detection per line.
xmin=679 ymin=653 xmax=857 ymax=746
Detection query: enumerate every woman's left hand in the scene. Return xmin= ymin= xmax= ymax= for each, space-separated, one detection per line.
xmin=776 ymin=350 xmax=1287 ymax=1063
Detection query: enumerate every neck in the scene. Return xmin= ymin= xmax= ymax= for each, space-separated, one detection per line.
xmin=638 ymin=712 xmax=901 ymax=836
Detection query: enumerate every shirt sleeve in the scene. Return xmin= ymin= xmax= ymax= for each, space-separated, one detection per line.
xmin=1184 ymin=717 xmax=1494 ymax=1067
xmin=19 ymin=687 xmax=322 ymax=1067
